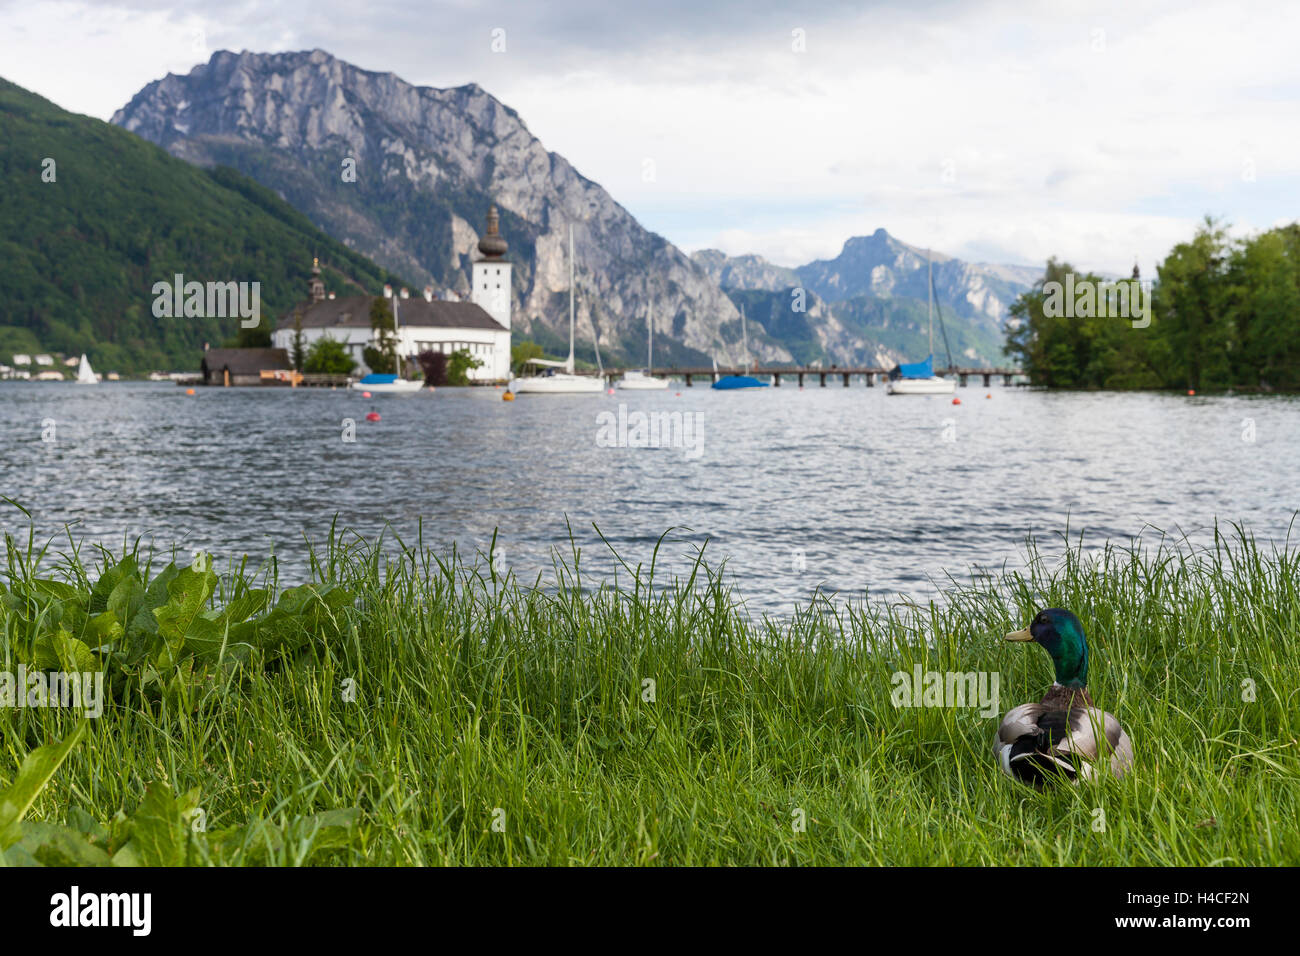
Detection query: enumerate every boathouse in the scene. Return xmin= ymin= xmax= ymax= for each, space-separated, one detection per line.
xmin=200 ymin=348 xmax=291 ymax=387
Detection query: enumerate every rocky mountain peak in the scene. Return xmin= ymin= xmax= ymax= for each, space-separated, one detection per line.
xmin=113 ymin=49 xmax=786 ymax=365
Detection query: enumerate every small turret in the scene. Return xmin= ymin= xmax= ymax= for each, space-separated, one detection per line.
xmin=308 ymin=257 xmax=325 ymax=303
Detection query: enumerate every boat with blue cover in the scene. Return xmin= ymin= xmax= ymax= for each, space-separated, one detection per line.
xmin=711 ymin=305 xmax=769 ymax=390
xmin=887 ymin=250 xmax=956 ymax=396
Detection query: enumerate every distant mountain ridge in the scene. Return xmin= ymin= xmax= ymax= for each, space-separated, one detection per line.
xmin=695 ymin=229 xmax=1042 ymax=327
xmin=689 ymin=250 xmax=801 ymax=292
xmin=692 ymin=230 xmax=1042 ymax=367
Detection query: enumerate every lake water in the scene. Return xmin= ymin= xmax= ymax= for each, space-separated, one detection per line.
xmin=2 ymin=381 xmax=1297 ymax=613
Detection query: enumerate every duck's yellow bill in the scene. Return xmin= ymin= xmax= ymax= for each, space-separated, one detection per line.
xmin=1004 ymin=627 xmax=1034 ymax=642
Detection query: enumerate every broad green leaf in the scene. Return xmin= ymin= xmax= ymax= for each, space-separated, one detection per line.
xmin=32 ymin=579 xmax=84 ymax=603
xmin=127 ymin=782 xmax=189 ymax=867
xmin=17 ymin=823 xmax=114 ymax=866
xmin=107 ymin=573 xmax=146 ymax=626
xmin=142 ymin=563 xmax=179 ymax=611
xmin=215 ymin=589 xmax=271 ymax=627
xmin=82 ymin=610 xmax=124 ymax=652
xmin=110 ymin=842 xmax=142 ymax=867
xmin=0 ymin=722 xmax=87 ymax=849
xmin=33 ymin=629 xmax=99 ymax=674
xmin=88 ymin=556 xmax=137 ymax=614
xmin=152 ymin=565 xmax=217 ymax=667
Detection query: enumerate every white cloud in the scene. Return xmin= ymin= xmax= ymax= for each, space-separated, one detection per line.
xmin=3 ymin=0 xmax=1297 ymax=276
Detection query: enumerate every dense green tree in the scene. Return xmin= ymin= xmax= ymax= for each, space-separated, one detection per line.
xmin=1007 ymin=217 xmax=1300 ymax=391
xmin=1221 ymin=225 xmax=1300 ymax=390
xmin=291 ymin=309 xmax=305 ymax=371
xmin=303 ymin=336 xmax=356 ymax=374
xmin=0 ymin=78 xmax=408 ymax=374
xmin=1153 ymin=217 xmax=1233 ymax=390
xmin=362 ymin=298 xmax=397 ymax=374
xmin=510 ymin=339 xmax=546 ymax=374
xmin=447 ymin=348 xmax=484 ymax=385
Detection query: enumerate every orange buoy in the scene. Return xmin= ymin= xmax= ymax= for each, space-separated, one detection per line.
xmin=185 ymin=388 xmax=195 ymax=395
xmin=985 ymin=393 xmax=992 ymax=399
xmin=502 ymin=391 xmax=515 ymax=401
xmin=362 ymin=390 xmax=372 ymax=398
xmin=607 ymin=387 xmax=615 ymax=395
xmin=675 ymin=392 xmax=681 ymax=397
xmin=366 ymin=411 xmax=381 ymax=421
xmin=952 ymin=397 xmax=961 ymax=405
xmin=1187 ymin=389 xmax=1196 ymax=395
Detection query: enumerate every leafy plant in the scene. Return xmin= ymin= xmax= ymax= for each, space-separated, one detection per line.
xmin=363 ymin=297 xmax=397 ymax=374
xmin=303 ymin=335 xmax=357 ymax=375
xmin=0 ymin=726 xmax=361 ymax=866
xmin=446 ymin=347 xmax=483 ymax=385
xmin=2 ymin=545 xmax=353 ymax=709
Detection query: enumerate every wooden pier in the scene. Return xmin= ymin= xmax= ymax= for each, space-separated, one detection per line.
xmin=603 ymin=366 xmax=1024 ymax=387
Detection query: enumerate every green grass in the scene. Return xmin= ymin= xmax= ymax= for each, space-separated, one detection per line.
xmin=1 ymin=518 xmax=1297 ymax=865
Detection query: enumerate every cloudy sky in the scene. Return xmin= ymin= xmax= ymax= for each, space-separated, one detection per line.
xmin=4 ymin=0 xmax=1297 ymax=274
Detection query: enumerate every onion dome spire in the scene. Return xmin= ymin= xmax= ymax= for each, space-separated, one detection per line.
xmin=477 ymin=204 xmax=508 ymax=259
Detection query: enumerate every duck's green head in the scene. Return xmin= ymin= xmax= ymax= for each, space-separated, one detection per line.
xmin=1005 ymin=608 xmax=1089 ymax=688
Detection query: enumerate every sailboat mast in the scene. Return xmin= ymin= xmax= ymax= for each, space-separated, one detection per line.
xmin=393 ymin=289 xmax=401 ymax=377
xmin=741 ymin=304 xmax=749 ymax=371
xmin=648 ymin=303 xmax=653 ymax=374
xmin=927 ymin=251 xmax=934 ymax=360
xmin=568 ymin=225 xmax=576 ymax=375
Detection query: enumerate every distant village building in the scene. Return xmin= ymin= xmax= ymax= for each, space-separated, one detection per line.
xmin=12 ymin=354 xmax=31 ymax=366
xmin=200 ymin=348 xmax=291 ymax=387
xmin=272 ymin=205 xmax=513 ymax=382
xmin=34 ymin=354 xmax=53 ymax=366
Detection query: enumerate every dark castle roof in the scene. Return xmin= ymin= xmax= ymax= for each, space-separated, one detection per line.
xmin=278 ymin=295 xmax=507 ymax=333
xmin=201 ymin=348 xmax=290 ymax=374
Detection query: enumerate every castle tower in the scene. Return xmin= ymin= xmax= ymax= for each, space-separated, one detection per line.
xmin=308 ymin=257 xmax=325 ymax=303
xmin=471 ymin=204 xmax=512 ymax=330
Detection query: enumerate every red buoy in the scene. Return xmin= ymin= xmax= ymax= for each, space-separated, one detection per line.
xmin=366 ymin=411 xmax=381 ymax=422
xmin=362 ymin=390 xmax=372 ymax=398
xmin=952 ymin=397 xmax=961 ymax=405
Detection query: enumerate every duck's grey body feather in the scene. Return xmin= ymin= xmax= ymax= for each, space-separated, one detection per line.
xmin=994 ymin=695 xmax=1132 ymax=787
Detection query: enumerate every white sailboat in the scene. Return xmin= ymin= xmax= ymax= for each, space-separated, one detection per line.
xmin=350 ymin=289 xmax=423 ymax=394
xmin=886 ymin=250 xmax=957 ymax=396
xmin=618 ymin=302 xmax=669 ymax=390
xmin=509 ymin=225 xmax=605 ymax=395
xmin=76 ymin=353 xmax=98 ymax=385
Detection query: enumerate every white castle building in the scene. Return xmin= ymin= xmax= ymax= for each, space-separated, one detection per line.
xmin=273 ymin=205 xmax=513 ymax=382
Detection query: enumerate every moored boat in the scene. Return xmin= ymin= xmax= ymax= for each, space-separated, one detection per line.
xmin=887 ymin=250 xmax=957 ymax=396
xmin=618 ymin=303 xmax=670 ymax=390
xmin=349 ymin=373 xmax=423 ymax=395
xmin=76 ymin=354 xmax=98 ymax=385
xmin=509 ymin=225 xmax=604 ymax=395
xmin=711 ymin=306 xmax=768 ymax=390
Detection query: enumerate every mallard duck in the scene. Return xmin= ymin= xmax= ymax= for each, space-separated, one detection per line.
xmin=995 ymin=608 xmax=1133 ymax=788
